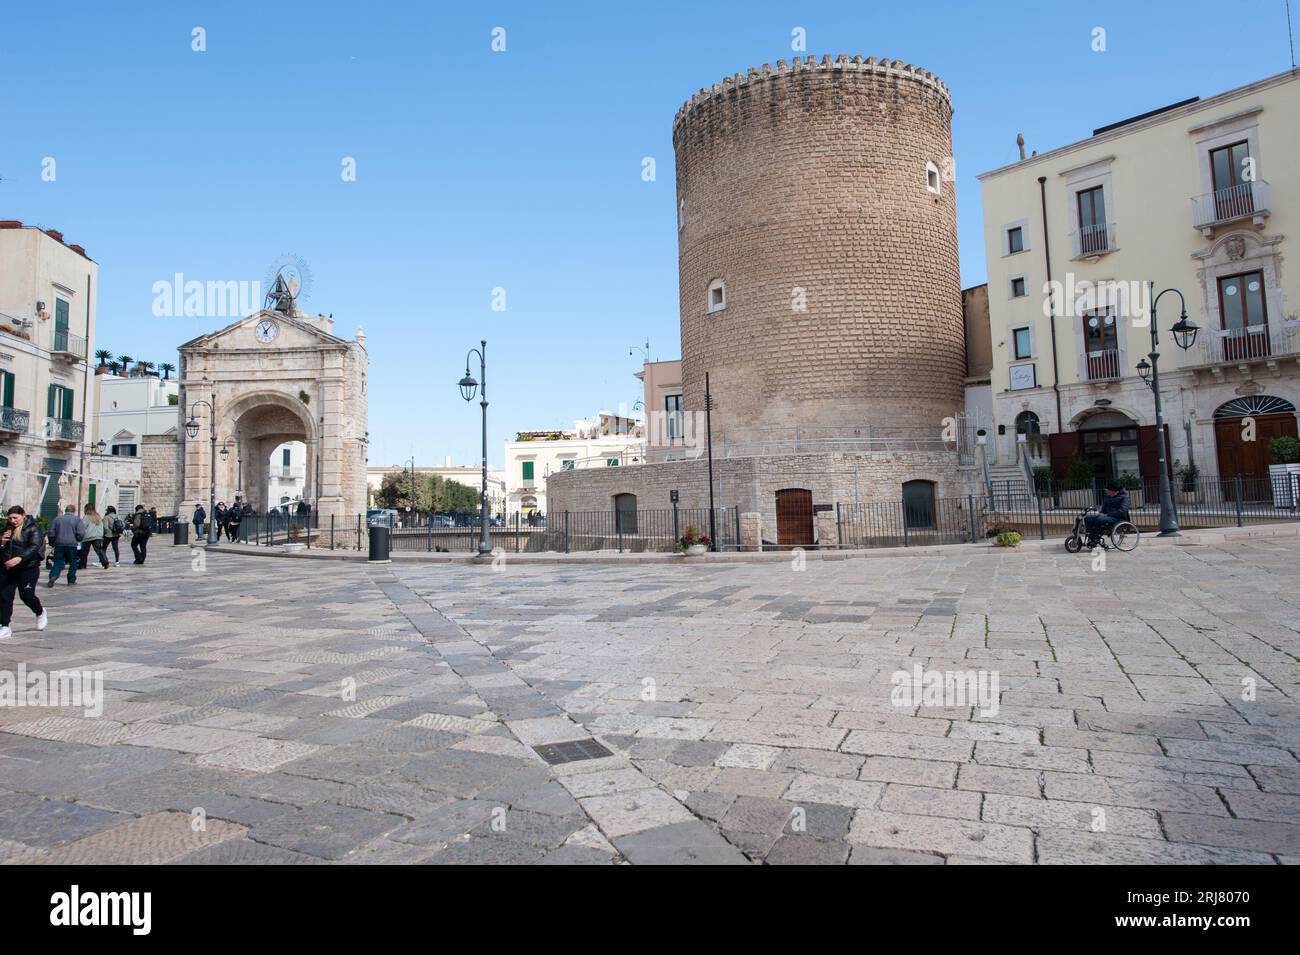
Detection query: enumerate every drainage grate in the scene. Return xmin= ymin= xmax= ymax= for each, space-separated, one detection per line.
xmin=533 ymin=738 xmax=613 ymax=765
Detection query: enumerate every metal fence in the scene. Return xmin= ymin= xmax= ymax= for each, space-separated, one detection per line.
xmin=222 ymin=507 xmax=741 ymax=554
xmin=981 ymin=473 xmax=1300 ymax=538
xmin=838 ymin=497 xmax=985 ymax=548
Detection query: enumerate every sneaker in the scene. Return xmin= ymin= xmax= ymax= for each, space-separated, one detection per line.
xmin=46 ymin=578 xmax=55 ymax=588
xmin=114 ymin=561 xmax=120 ymax=566
xmin=0 ymin=626 xmax=10 ymax=640
xmin=35 ymin=611 xmax=47 ymax=631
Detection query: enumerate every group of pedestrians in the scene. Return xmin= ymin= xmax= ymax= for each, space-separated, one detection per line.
xmin=0 ymin=501 xmax=159 ymax=640
xmin=193 ymin=498 xmax=254 ymax=542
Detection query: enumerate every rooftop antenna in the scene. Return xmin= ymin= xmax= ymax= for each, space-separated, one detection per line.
xmin=1289 ymin=0 xmax=1297 ymax=69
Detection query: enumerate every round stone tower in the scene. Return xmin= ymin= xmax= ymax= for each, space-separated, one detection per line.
xmin=673 ymin=55 xmax=964 ymax=446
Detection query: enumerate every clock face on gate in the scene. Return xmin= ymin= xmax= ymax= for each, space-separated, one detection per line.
xmin=254 ymin=319 xmax=279 ymax=343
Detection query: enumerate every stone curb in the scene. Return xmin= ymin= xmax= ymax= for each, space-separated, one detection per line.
xmin=193 ymin=521 xmax=1300 ymax=566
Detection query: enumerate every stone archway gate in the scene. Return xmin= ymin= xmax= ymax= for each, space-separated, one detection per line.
xmin=174 ymin=309 xmax=368 ymax=521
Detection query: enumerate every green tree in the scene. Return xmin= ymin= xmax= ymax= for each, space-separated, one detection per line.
xmin=94 ymin=349 xmax=113 ymax=366
xmin=158 ymin=362 xmax=175 ymax=380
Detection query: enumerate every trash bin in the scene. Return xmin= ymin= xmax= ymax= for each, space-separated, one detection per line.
xmin=174 ymin=521 xmax=189 ymax=546
xmin=368 ymin=524 xmax=390 ymax=562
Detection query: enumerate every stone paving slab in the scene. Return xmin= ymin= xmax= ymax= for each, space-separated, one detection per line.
xmin=0 ymin=538 xmax=1296 ymax=863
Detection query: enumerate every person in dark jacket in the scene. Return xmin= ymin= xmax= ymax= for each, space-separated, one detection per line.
xmin=47 ymin=504 xmax=85 ymax=587
xmin=226 ymin=498 xmax=243 ymax=542
xmin=102 ymin=505 xmax=124 ymax=566
xmin=129 ymin=504 xmax=152 ymax=564
xmin=1085 ymin=483 xmax=1131 ymax=544
xmin=193 ymin=503 xmax=207 ymax=540
xmin=0 ymin=506 xmax=47 ymax=638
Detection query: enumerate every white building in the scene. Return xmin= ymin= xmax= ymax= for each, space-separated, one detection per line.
xmin=504 ymin=412 xmax=645 ymax=515
xmin=978 ymin=69 xmax=1299 ymax=491
xmin=0 ymin=220 xmax=100 ymax=519
xmin=365 ymin=459 xmax=506 ymax=507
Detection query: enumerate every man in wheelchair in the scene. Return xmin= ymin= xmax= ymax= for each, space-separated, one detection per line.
xmin=1084 ymin=482 xmax=1131 ymax=546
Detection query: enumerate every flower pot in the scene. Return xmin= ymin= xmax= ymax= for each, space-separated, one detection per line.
xmin=686 ymin=544 xmax=708 ymax=556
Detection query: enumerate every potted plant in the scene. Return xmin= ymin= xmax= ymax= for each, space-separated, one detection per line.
xmin=994 ymin=530 xmax=1021 ymax=547
xmin=1031 ymin=466 xmax=1054 ymax=508
xmin=1173 ymin=460 xmax=1199 ymax=505
xmin=1268 ymin=436 xmax=1300 ymax=508
xmin=1060 ymin=456 xmax=1095 ymax=509
xmin=675 ymin=527 xmax=711 ymax=555
xmin=1118 ymin=470 xmax=1143 ymax=509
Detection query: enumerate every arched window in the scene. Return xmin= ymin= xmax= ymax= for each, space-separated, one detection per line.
xmin=707 ymin=279 xmax=726 ymax=314
xmin=925 ymin=161 xmax=941 ymax=195
xmin=1015 ymin=411 xmax=1041 ymax=435
xmin=1213 ymin=395 xmax=1296 ymax=417
xmin=902 ymin=480 xmax=936 ymax=529
xmin=613 ymin=493 xmax=637 ymax=533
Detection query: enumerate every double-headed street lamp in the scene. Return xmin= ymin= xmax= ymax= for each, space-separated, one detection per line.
xmin=1134 ymin=282 xmax=1199 ymax=537
xmin=459 ymin=340 xmax=492 ymax=557
xmin=185 ymin=393 xmax=219 ymax=546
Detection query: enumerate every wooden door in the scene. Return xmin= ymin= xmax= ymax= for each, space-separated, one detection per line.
xmin=1216 ymin=413 xmax=1298 ymax=497
xmin=775 ymin=489 xmax=814 ymax=547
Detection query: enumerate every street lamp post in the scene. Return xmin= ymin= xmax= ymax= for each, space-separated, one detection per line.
xmin=395 ymin=456 xmax=415 ymax=525
xmin=459 ymin=340 xmax=492 ymax=557
xmin=1135 ymin=282 xmax=1200 ymax=537
xmin=185 ymin=392 xmax=219 ymax=546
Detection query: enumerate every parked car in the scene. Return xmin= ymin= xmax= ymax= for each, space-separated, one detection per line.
xmin=367 ymin=508 xmax=398 ymax=528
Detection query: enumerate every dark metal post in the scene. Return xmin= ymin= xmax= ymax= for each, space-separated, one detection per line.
xmin=902 ymin=501 xmax=909 ymax=547
xmin=1235 ymin=474 xmax=1244 ymax=526
xmin=705 ymin=372 xmax=717 ymax=550
xmin=330 ymin=513 xmax=335 ymax=551
xmin=1147 ymin=282 xmax=1184 ymax=536
xmin=1036 ymin=489 xmax=1045 ymax=541
xmin=514 ymin=511 xmax=520 ymax=553
xmin=672 ymin=497 xmax=680 ymax=543
xmin=734 ymin=506 xmax=741 ymax=552
xmin=564 ymin=511 xmax=570 ymax=553
xmin=967 ymin=494 xmax=976 ymax=543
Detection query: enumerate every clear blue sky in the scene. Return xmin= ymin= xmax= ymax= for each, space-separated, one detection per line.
xmin=3 ymin=1 xmax=1294 ymax=469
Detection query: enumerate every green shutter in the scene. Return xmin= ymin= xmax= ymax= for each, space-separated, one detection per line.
xmin=88 ymin=483 xmax=96 ymax=507
xmin=62 ymin=387 xmax=74 ymax=420
xmin=522 ymin=461 xmax=534 ymax=481
xmin=55 ymin=298 xmax=69 ymax=332
xmin=47 ymin=383 xmax=55 ymax=417
xmin=1 ymin=372 xmax=12 ymax=408
xmin=0 ymin=455 xmax=8 ymax=469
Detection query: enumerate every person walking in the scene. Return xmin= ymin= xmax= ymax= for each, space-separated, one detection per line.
xmin=193 ymin=502 xmax=207 ymax=540
xmin=80 ymin=507 xmax=110 ymax=570
xmin=129 ymin=504 xmax=152 ymax=565
xmin=103 ymin=505 xmax=124 ymax=565
xmin=0 ymin=505 xmax=47 ymax=639
xmin=226 ymin=498 xmax=243 ymax=542
xmin=47 ymin=504 xmax=85 ymax=587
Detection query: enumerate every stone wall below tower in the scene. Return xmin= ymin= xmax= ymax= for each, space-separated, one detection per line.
xmin=141 ymin=434 xmax=181 ymax=513
xmin=545 ymin=451 xmax=979 ymax=541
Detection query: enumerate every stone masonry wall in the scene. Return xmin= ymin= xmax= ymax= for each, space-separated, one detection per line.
xmin=673 ymin=56 xmax=965 ymax=443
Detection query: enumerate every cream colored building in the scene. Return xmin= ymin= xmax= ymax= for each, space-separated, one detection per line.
xmin=979 ymin=69 xmax=1299 ymax=489
xmin=0 ymin=220 xmax=102 ymax=518
xmin=635 ymin=359 xmax=684 ymax=461
xmin=365 ymin=461 xmax=505 ymax=507
xmin=506 ymin=412 xmax=645 ymax=515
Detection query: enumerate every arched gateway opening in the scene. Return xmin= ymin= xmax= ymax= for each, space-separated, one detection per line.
xmin=223 ymin=391 xmax=316 ymax=514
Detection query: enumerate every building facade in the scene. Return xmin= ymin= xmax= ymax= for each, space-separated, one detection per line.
xmin=979 ymin=70 xmax=1299 ymax=490
xmin=635 ymin=359 xmax=683 ymax=460
xmin=505 ymin=414 xmax=645 ymax=516
xmin=0 ymin=220 xmax=99 ymax=519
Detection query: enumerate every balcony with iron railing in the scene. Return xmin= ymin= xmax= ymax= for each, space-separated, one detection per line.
xmin=51 ymin=328 xmax=87 ymax=361
xmin=1191 ymin=180 xmax=1270 ymax=233
xmin=0 ymin=407 xmax=30 ymax=435
xmin=1185 ymin=320 xmax=1300 ymax=368
xmin=1081 ymin=348 xmax=1122 ymax=382
xmin=44 ymin=417 xmax=84 ymax=443
xmin=1069 ymin=221 xmax=1117 ymax=258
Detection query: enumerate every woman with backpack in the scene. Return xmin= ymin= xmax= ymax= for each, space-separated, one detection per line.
xmin=0 ymin=505 xmax=48 ymax=639
xmin=103 ymin=506 xmax=124 ymax=566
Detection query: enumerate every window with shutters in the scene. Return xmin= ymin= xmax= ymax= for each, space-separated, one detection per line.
xmin=0 ymin=371 xmax=13 ymax=408
xmin=48 ymin=384 xmax=74 ymax=420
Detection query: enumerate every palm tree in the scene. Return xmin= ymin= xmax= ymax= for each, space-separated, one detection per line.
xmin=94 ymin=349 xmax=112 ymax=366
xmin=158 ymin=362 xmax=175 ymax=380
xmin=138 ymin=361 xmax=155 ymax=377
xmin=107 ymin=361 xmax=121 ymax=375
xmin=116 ymin=355 xmax=132 ymax=377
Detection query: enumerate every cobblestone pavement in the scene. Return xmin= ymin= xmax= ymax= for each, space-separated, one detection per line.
xmin=1 ymin=538 xmax=1297 ymax=864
